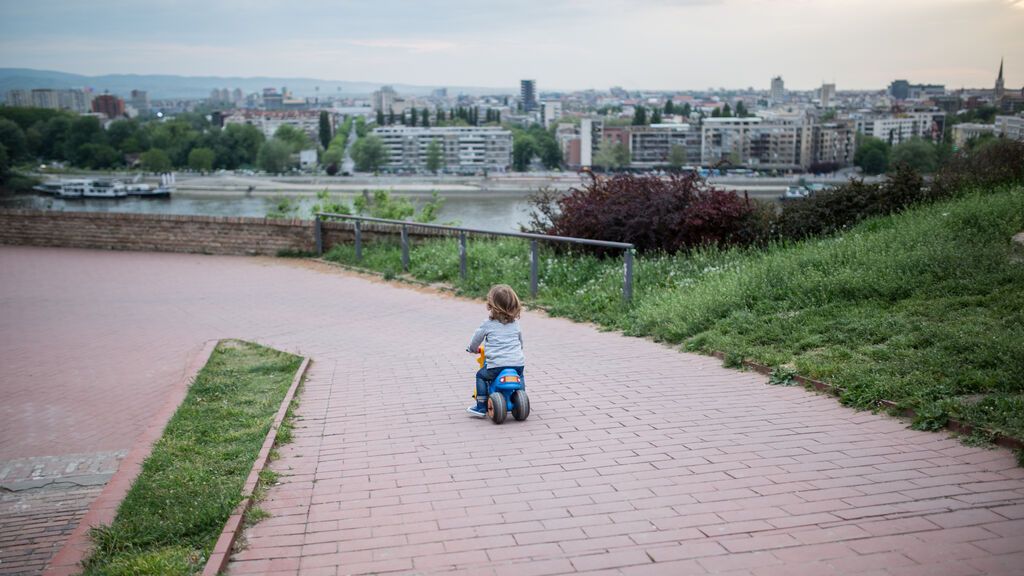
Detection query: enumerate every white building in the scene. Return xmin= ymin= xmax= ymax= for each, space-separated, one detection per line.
xmin=854 ymin=111 xmax=946 ymax=145
xmin=770 ymin=76 xmax=785 ymax=104
xmin=373 ymin=86 xmax=397 ymax=112
xmin=5 ymin=89 xmax=30 ymax=107
xmin=952 ymin=123 xmax=997 ymax=149
xmin=820 ymin=83 xmax=836 ymax=108
xmin=542 ymin=101 xmax=563 ymax=129
xmin=299 ymin=149 xmax=318 ymax=170
xmin=371 ymin=126 xmax=513 ymax=173
xmin=223 ymin=110 xmax=327 ymax=141
xmin=995 ymin=114 xmax=1024 ymax=141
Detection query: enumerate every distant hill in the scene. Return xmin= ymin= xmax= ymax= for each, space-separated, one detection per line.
xmin=0 ymin=68 xmax=513 ymax=100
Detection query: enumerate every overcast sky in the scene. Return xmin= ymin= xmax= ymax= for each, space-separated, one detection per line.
xmin=1 ymin=0 xmax=1022 ymax=91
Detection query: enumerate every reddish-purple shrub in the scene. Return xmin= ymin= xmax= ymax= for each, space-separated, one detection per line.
xmin=526 ymin=173 xmax=767 ymax=253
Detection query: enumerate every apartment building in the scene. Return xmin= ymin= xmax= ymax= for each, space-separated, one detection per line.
xmin=995 ymin=114 xmax=1024 ymax=141
xmin=629 ymin=124 xmax=702 ymax=167
xmin=223 ymin=110 xmax=328 ymax=141
xmin=808 ymin=121 xmax=857 ymax=168
xmin=952 ymin=123 xmax=997 ymax=149
xmin=854 ymin=111 xmax=946 ymax=145
xmin=701 ymin=116 xmax=810 ymax=170
xmin=371 ymin=126 xmax=513 ymax=173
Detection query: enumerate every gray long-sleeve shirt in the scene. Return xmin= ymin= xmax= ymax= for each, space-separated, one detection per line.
xmin=467 ymin=319 xmax=525 ymax=368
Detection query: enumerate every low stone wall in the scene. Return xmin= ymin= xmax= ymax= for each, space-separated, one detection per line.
xmin=0 ymin=210 xmax=313 ymax=256
xmin=0 ymin=210 xmax=454 ymax=256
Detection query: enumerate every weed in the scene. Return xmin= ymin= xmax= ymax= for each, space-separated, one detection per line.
xmin=769 ymin=366 xmax=798 ymax=386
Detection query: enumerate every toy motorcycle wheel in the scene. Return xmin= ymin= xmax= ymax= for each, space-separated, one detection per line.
xmin=511 ymin=390 xmax=530 ymax=421
xmin=488 ymin=392 xmax=507 ymax=424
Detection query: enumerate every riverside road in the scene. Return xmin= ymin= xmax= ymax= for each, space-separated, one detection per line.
xmin=0 ymin=246 xmax=1021 ymax=575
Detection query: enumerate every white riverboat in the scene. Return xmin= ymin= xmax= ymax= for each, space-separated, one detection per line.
xmin=53 ymin=179 xmax=128 ymax=199
xmin=34 ymin=174 xmax=174 ymax=199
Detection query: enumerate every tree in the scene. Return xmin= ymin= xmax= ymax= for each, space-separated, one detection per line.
xmin=421 ymin=108 xmax=430 ymax=128
xmin=273 ymin=124 xmax=312 ymax=153
xmin=188 ymin=147 xmax=216 ymax=172
xmin=854 ymin=136 xmax=890 ymax=175
xmin=425 ymin=140 xmax=443 ymax=173
xmin=141 ymin=148 xmax=172 ymax=173
xmin=376 ymin=109 xmax=386 ymax=126
xmin=721 ymin=103 xmax=733 ymax=118
xmin=257 ymin=139 xmax=294 ymax=173
xmin=650 ymin=109 xmax=662 ymax=125
xmin=219 ymin=123 xmax=264 ymax=168
xmin=388 ymin=108 xmax=396 ymax=125
xmin=734 ymin=101 xmax=748 ymax=118
xmin=410 ymin=108 xmax=418 ymax=127
xmin=668 ymin=145 xmax=688 ymax=169
xmin=76 ymin=143 xmax=120 ymax=169
xmin=107 ymin=119 xmax=142 ymax=154
xmin=0 ymin=143 xmax=8 ymax=184
xmin=351 ymin=135 xmax=388 ymax=172
xmin=322 ymin=145 xmax=345 ymax=167
xmin=594 ymin=143 xmax=630 ymax=170
xmin=64 ymin=116 xmax=106 ymax=165
xmin=0 ymin=118 xmax=28 ymax=160
xmin=318 ymin=111 xmax=332 ymax=149
xmin=632 ymin=106 xmax=647 ymax=126
xmin=512 ymin=137 xmax=536 ymax=171
xmin=681 ymin=103 xmax=692 ymax=117
xmin=664 ymin=100 xmax=675 ymax=114
xmin=711 ymin=108 xmax=721 ymax=118
xmin=890 ymin=138 xmax=938 ymax=174
xmin=39 ymin=116 xmax=72 ymax=160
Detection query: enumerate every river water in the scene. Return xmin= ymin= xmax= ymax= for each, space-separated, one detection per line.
xmin=1 ymin=192 xmax=537 ymax=232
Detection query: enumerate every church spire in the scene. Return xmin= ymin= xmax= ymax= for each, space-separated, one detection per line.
xmin=995 ymin=57 xmax=1005 ymax=102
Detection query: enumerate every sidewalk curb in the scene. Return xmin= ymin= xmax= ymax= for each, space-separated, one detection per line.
xmin=43 ymin=339 xmax=220 ymax=576
xmin=710 ymin=351 xmax=1024 ymax=452
xmin=201 ymin=355 xmax=312 ymax=576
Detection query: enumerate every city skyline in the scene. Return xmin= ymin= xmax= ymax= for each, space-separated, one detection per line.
xmin=1 ymin=0 xmax=1022 ymax=92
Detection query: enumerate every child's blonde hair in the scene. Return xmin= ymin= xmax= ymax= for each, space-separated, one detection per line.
xmin=487 ymin=284 xmax=522 ymax=324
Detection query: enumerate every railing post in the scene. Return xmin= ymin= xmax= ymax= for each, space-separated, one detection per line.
xmin=354 ymin=220 xmax=362 ymax=262
xmin=530 ymin=240 xmax=538 ymax=298
xmin=314 ymin=214 xmax=323 ymax=256
xmin=623 ymin=247 xmax=634 ymax=303
xmin=459 ymin=231 xmax=467 ymax=280
xmin=401 ymin=224 xmax=409 ymax=272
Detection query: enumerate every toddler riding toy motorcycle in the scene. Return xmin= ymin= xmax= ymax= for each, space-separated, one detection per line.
xmin=475 ymin=346 xmax=530 ymax=424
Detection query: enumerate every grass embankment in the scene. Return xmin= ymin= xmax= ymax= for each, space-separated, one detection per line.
xmin=82 ymin=340 xmax=302 ymax=576
xmin=324 ymin=186 xmax=1024 ymax=441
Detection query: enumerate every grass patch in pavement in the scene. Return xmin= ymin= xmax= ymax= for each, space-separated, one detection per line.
xmin=81 ymin=340 xmax=302 ymax=575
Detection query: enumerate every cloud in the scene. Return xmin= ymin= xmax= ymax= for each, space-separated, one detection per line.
xmin=347 ymin=39 xmax=458 ymax=54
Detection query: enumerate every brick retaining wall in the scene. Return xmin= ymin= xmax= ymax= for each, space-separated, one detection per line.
xmin=0 ymin=210 xmax=453 ymax=256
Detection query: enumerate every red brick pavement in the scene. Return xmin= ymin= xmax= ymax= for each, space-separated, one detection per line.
xmin=1 ymin=246 xmax=1022 ymax=575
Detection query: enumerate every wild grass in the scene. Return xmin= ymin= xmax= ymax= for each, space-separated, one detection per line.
xmin=82 ymin=340 xmax=302 ymax=576
xmin=323 ymin=186 xmax=1024 ymax=440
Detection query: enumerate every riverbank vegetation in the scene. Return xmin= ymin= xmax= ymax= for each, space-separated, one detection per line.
xmin=82 ymin=340 xmax=302 ymax=576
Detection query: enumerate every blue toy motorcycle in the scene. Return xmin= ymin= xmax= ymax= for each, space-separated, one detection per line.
xmin=476 ymin=346 xmax=530 ymax=424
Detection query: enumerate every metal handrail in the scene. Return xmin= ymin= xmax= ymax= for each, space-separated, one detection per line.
xmin=314 ymin=212 xmax=635 ymax=301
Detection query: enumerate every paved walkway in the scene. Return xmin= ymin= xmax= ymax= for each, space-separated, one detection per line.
xmin=0 ymin=246 xmax=1022 ymax=575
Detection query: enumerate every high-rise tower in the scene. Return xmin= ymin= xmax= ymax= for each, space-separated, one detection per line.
xmin=520 ymin=80 xmax=537 ymax=112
